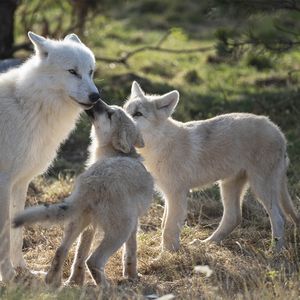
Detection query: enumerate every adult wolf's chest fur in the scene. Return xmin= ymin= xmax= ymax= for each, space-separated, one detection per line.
xmin=16 ymin=102 xmax=80 ymax=179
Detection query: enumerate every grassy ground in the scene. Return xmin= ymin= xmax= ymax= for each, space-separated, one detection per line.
xmin=2 ymin=177 xmax=300 ymax=299
xmin=2 ymin=1 xmax=300 ymax=299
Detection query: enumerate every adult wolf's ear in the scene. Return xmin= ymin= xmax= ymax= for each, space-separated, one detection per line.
xmin=28 ymin=32 xmax=49 ymax=58
xmin=134 ymin=130 xmax=145 ymax=148
xmin=64 ymin=33 xmax=82 ymax=44
xmin=131 ymin=81 xmax=145 ymax=98
xmin=155 ymin=90 xmax=179 ymax=117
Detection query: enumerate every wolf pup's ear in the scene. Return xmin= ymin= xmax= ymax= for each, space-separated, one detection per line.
xmin=131 ymin=81 xmax=145 ymax=98
xmin=112 ymin=127 xmax=132 ymax=154
xmin=155 ymin=90 xmax=179 ymax=117
xmin=28 ymin=32 xmax=49 ymax=58
xmin=134 ymin=130 xmax=145 ymax=148
xmin=64 ymin=33 xmax=82 ymax=44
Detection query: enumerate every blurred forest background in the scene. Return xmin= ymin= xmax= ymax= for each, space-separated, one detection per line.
xmin=1 ymin=1 xmax=300 ymax=298
xmin=1 ymin=0 xmax=299 ymax=179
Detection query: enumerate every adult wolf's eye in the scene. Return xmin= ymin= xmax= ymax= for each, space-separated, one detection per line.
xmin=68 ymin=69 xmax=78 ymax=76
xmin=89 ymin=69 xmax=93 ymax=77
xmin=133 ymin=111 xmax=143 ymax=117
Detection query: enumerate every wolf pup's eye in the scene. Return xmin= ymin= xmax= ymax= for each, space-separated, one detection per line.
xmin=107 ymin=111 xmax=113 ymax=120
xmin=68 ymin=69 xmax=78 ymax=76
xmin=133 ymin=111 xmax=143 ymax=117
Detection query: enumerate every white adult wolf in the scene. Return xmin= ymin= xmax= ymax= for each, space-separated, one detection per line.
xmin=0 ymin=32 xmax=100 ymax=281
xmin=124 ymin=81 xmax=299 ymax=252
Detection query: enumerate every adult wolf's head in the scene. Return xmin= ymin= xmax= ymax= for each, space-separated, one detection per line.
xmin=27 ymin=32 xmax=100 ymax=109
xmin=124 ymin=81 xmax=179 ymax=142
xmin=86 ymin=101 xmax=144 ymax=153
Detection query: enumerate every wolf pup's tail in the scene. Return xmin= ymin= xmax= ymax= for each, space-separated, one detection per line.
xmin=13 ymin=201 xmax=74 ymax=228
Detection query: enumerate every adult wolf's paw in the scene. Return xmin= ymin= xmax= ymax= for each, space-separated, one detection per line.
xmin=13 ymin=267 xmax=43 ymax=287
xmin=2 ymin=267 xmax=16 ymax=283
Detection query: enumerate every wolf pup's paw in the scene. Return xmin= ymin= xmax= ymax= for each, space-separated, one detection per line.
xmin=162 ymin=240 xmax=180 ymax=252
xmin=65 ymin=273 xmax=85 ymax=287
xmin=45 ymin=270 xmax=62 ymax=289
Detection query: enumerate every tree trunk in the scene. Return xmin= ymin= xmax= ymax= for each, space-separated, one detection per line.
xmin=0 ymin=0 xmax=18 ymax=59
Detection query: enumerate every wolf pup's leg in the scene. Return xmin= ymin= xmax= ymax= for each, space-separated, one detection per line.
xmin=10 ymin=180 xmax=29 ymax=270
xmin=204 ymin=172 xmax=247 ymax=243
xmin=280 ymin=175 xmax=300 ymax=226
xmin=45 ymin=221 xmax=83 ymax=288
xmin=161 ymin=201 xmax=168 ymax=230
xmin=67 ymin=227 xmax=95 ymax=286
xmin=162 ymin=190 xmax=188 ymax=252
xmin=87 ymin=220 xmax=134 ymax=286
xmin=0 ymin=173 xmax=15 ymax=282
xmin=250 ymin=174 xmax=285 ymax=251
xmin=123 ymin=222 xmax=138 ymax=279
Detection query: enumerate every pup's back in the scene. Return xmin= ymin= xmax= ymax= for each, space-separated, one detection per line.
xmin=188 ymin=113 xmax=286 ymax=177
xmin=77 ymin=156 xmax=153 ymax=221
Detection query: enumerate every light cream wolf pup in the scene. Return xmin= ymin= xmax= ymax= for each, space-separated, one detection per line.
xmin=124 ymin=81 xmax=299 ymax=252
xmin=0 ymin=32 xmax=100 ymax=281
xmin=13 ymin=101 xmax=154 ymax=287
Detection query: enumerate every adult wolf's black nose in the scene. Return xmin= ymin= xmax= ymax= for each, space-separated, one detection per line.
xmin=89 ymin=92 xmax=100 ymax=103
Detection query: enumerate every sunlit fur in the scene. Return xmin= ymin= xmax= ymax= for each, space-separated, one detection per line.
xmin=0 ymin=32 xmax=98 ymax=282
xmin=124 ymin=81 xmax=299 ymax=252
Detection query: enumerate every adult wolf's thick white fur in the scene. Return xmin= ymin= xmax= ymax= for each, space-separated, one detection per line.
xmin=0 ymin=32 xmax=99 ymax=281
xmin=124 ymin=81 xmax=299 ymax=252
xmin=14 ymin=102 xmax=153 ymax=287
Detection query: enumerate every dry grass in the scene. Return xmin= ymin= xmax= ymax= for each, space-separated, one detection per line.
xmin=1 ymin=175 xmax=300 ymax=299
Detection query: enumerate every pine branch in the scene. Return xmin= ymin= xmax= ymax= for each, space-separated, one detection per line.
xmin=95 ymin=31 xmax=213 ymax=66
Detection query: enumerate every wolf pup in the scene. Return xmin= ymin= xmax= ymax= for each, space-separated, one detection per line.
xmin=13 ymin=101 xmax=154 ymax=287
xmin=0 ymin=32 xmax=100 ymax=281
xmin=124 ymin=81 xmax=299 ymax=252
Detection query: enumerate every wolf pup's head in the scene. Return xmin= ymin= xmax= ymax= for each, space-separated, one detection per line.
xmin=28 ymin=31 xmax=100 ymax=109
xmin=124 ymin=81 xmax=179 ymax=141
xmin=86 ymin=100 xmax=144 ymax=153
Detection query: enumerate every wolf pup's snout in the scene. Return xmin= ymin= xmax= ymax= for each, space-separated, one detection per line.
xmin=89 ymin=92 xmax=100 ymax=103
xmin=85 ymin=100 xmax=107 ymax=119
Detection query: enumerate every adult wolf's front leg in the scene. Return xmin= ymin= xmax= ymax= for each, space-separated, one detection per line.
xmin=0 ymin=173 xmax=16 ymax=282
xmin=10 ymin=180 xmax=29 ymax=270
xmin=162 ymin=190 xmax=188 ymax=252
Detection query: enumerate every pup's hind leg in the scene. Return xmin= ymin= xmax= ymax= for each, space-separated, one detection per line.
xmin=0 ymin=172 xmax=15 ymax=282
xmin=204 ymin=172 xmax=247 ymax=243
xmin=161 ymin=201 xmax=168 ymax=230
xmin=162 ymin=190 xmax=188 ymax=252
xmin=45 ymin=221 xmax=84 ymax=288
xmin=250 ymin=175 xmax=285 ymax=251
xmin=10 ymin=180 xmax=29 ymax=270
xmin=87 ymin=220 xmax=134 ymax=286
xmin=123 ymin=222 xmax=138 ymax=279
xmin=280 ymin=176 xmax=300 ymax=225
xmin=67 ymin=226 xmax=95 ymax=286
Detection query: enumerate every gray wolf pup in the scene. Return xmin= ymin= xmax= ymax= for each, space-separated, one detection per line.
xmin=13 ymin=101 xmax=154 ymax=287
xmin=0 ymin=31 xmax=100 ymax=281
xmin=124 ymin=81 xmax=299 ymax=252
